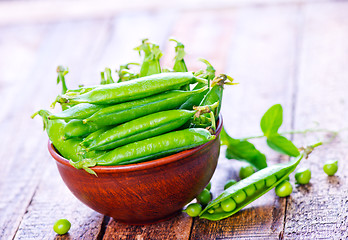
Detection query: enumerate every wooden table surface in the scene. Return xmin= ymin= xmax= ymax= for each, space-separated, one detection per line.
xmin=1 ymin=0 xmax=348 ymax=239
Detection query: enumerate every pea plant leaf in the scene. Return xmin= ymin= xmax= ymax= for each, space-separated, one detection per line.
xmin=266 ymin=134 xmax=300 ymax=157
xmin=221 ymin=127 xmax=267 ymax=170
xmin=260 ymin=104 xmax=283 ymax=137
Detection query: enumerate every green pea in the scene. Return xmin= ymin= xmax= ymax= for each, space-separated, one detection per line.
xmin=275 ymin=180 xmax=293 ymax=197
xmin=205 ymin=182 xmax=212 ymax=191
xmin=213 ymin=207 xmax=225 ymax=214
xmin=233 ymin=190 xmax=247 ymax=204
xmin=265 ymin=175 xmax=277 ymax=187
xmin=221 ymin=198 xmax=237 ymax=212
xmin=53 ymin=219 xmax=71 ymax=235
xmin=323 ymin=160 xmax=338 ymax=176
xmin=244 ymin=184 xmax=256 ymax=196
xmin=185 ymin=203 xmax=202 ymax=217
xmin=255 ymin=180 xmax=265 ymax=190
xmin=295 ymin=168 xmax=311 ymax=184
xmin=196 ymin=189 xmax=212 ymax=205
xmin=239 ymin=165 xmax=255 ymax=179
xmin=224 ymin=179 xmax=237 ymax=190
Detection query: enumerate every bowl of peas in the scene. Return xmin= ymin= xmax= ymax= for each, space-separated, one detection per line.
xmin=33 ymin=39 xmax=233 ymax=224
xmin=48 ymin=117 xmax=222 ymax=224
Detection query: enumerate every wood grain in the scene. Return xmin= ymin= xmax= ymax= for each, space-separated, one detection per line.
xmin=283 ymin=1 xmax=348 ymax=239
xmin=13 ymin=163 xmax=105 ymax=240
xmin=0 ymin=24 xmax=52 ymax=239
xmin=104 ymin=213 xmax=192 ymax=240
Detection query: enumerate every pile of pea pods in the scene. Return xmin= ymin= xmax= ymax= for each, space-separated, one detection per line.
xmin=33 ymin=39 xmax=235 ymax=175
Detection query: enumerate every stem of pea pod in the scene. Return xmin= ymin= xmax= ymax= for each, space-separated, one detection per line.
xmin=116 ymin=63 xmax=140 ymax=83
xmin=56 ymin=66 xmax=70 ymax=110
xmin=170 ymin=38 xmax=190 ymax=91
xmin=56 ymin=66 xmax=69 ymax=94
xmin=134 ymin=39 xmax=162 ymax=77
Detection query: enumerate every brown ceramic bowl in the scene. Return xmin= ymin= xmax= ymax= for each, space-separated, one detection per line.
xmin=48 ymin=117 xmax=222 ymax=224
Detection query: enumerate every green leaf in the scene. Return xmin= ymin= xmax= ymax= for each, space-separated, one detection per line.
xmin=221 ymin=127 xmax=267 ymax=170
xmin=260 ymin=104 xmax=283 ymax=137
xmin=266 ymin=134 xmax=300 ymax=157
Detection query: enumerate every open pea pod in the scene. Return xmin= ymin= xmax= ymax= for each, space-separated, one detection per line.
xmin=199 ymin=153 xmax=304 ymax=220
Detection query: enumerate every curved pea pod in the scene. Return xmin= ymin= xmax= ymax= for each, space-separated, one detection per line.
xmin=71 ymin=128 xmax=215 ymax=171
xmin=83 ymin=109 xmax=196 ymax=151
xmin=63 ymin=119 xmax=101 ymax=139
xmin=59 ymin=72 xmax=206 ymax=105
xmin=200 ymin=74 xmax=235 ymax=120
xmin=48 ymin=103 xmax=103 ymax=120
xmin=199 ymin=153 xmax=304 ymax=220
xmin=31 ymin=110 xmax=105 ymax=162
xmin=83 ymin=87 xmax=208 ymax=127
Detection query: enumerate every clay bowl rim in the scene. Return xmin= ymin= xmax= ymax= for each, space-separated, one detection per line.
xmin=49 ymin=116 xmax=223 ymax=174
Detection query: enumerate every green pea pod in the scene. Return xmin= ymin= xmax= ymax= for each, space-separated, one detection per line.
xmin=134 ymin=39 xmax=162 ymax=77
xmin=63 ymin=119 xmax=101 ymax=139
xmin=59 ymin=72 xmax=206 ymax=105
xmin=31 ymin=110 xmax=105 ymax=162
xmin=48 ymin=103 xmax=103 ymax=120
xmin=199 ymin=153 xmax=304 ymax=220
xmin=83 ymin=87 xmax=208 ymax=127
xmin=71 ymin=128 xmax=215 ymax=171
xmin=83 ymin=109 xmax=197 ymax=151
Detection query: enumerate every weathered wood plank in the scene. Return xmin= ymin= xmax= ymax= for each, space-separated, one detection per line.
xmin=104 ymin=214 xmax=192 ymax=240
xmin=284 ymin=2 xmax=348 ymax=239
xmin=13 ymin=163 xmax=105 ymax=240
xmin=0 ymin=19 xmax=111 ymax=239
xmin=0 ymin=24 xmax=53 ymax=239
xmin=190 ymin=5 xmax=301 ymax=239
